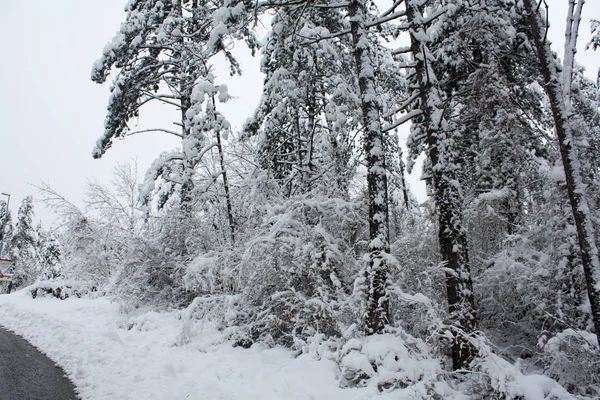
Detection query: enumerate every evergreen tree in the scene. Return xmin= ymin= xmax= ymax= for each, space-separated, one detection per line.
xmin=93 ymin=0 xmax=249 ymax=221
xmin=244 ymin=4 xmax=359 ymax=197
xmin=240 ymin=0 xmax=407 ymax=334
xmin=10 ymin=197 xmax=36 ymax=259
xmin=403 ymin=0 xmax=478 ymax=370
xmin=0 ymin=200 xmax=12 ymax=259
xmin=429 ymin=0 xmax=550 ymax=236
xmin=9 ymin=196 xmax=40 ymax=286
xmin=36 ymin=225 xmax=61 ymax=278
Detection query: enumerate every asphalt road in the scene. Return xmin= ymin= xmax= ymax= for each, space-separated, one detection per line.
xmin=0 ymin=326 xmax=79 ymax=400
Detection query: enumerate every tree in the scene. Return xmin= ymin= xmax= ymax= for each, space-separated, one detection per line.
xmin=244 ymin=3 xmax=359 ymax=198
xmin=37 ymin=175 xmax=131 ymax=287
xmin=429 ymin=0 xmax=550 ymax=237
xmin=399 ymin=0 xmax=478 ymax=370
xmin=93 ymin=0 xmax=245 ymax=233
xmin=240 ymin=0 xmax=402 ymax=333
xmin=10 ymin=197 xmax=36 ymax=258
xmin=0 ymin=200 xmax=12 ymax=259
xmin=9 ymin=196 xmax=40 ymax=286
xmin=36 ymin=226 xmax=61 ymax=279
xmin=346 ymin=0 xmax=392 ymax=334
xmin=523 ymin=0 xmax=600 ymax=344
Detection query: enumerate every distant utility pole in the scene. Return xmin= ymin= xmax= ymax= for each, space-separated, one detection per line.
xmin=0 ymin=192 xmax=10 ymax=259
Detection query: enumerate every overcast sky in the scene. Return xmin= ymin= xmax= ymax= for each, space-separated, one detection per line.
xmin=0 ymin=1 xmax=599 ymax=226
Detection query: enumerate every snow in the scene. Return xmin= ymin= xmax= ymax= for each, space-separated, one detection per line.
xmin=478 ymin=187 xmax=511 ymax=201
xmin=0 ymin=292 xmax=578 ymax=400
xmin=0 ymin=292 xmax=426 ymax=400
xmin=475 ymin=353 xmax=578 ymax=400
xmin=550 ymin=165 xmax=567 ymax=183
xmin=217 ymin=84 xmax=231 ymax=103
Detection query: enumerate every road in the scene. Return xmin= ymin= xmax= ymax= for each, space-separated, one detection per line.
xmin=0 ymin=326 xmax=79 ymax=400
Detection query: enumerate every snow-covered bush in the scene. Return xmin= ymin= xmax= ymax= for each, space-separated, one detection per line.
xmin=59 ymin=216 xmax=118 ymax=288
xmin=176 ymin=294 xmax=246 ymax=347
xmin=29 ymin=278 xmax=97 ymax=300
xmin=466 ymin=346 xmax=580 ymax=400
xmin=237 ymin=197 xmax=363 ymax=346
xmin=476 ymin=185 xmax=590 ymax=355
xmin=111 ymin=237 xmax=194 ymax=311
xmin=183 ymin=196 xmax=364 ymax=347
xmin=539 ymin=329 xmax=600 ymax=397
xmin=389 ymin=203 xmax=444 ymax=338
xmin=338 ymin=331 xmax=450 ymax=397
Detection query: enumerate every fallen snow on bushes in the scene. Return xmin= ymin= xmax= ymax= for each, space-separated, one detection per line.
xmin=0 ymin=290 xmax=582 ymax=400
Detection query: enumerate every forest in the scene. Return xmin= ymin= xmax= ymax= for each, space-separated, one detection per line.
xmin=1 ymin=0 xmax=599 ymax=398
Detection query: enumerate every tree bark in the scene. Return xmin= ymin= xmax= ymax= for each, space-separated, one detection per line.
xmin=349 ymin=0 xmax=391 ymax=334
xmin=406 ymin=0 xmax=478 ymax=370
xmin=179 ymin=91 xmax=195 ymax=217
xmin=524 ymin=0 xmax=600 ymax=342
xmin=213 ymin=98 xmax=236 ymax=246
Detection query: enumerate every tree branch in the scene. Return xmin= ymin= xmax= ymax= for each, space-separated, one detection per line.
xmin=127 ymin=128 xmax=183 ymax=138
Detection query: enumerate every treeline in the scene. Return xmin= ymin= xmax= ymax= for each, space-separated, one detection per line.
xmin=0 ymin=196 xmax=60 ymax=287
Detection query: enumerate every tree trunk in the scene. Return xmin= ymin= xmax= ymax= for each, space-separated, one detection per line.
xmin=207 ymin=94 xmax=236 ymax=246
xmin=214 ymin=115 xmax=236 ymax=246
xmin=175 ymin=0 xmax=195 ymax=217
xmin=524 ymin=0 xmax=600 ymax=342
xmin=349 ymin=0 xmax=390 ymax=334
xmin=180 ymin=91 xmax=195 ymax=217
xmin=406 ymin=0 xmax=478 ymax=370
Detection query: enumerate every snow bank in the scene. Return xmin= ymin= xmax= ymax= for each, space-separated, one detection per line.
xmin=0 ymin=293 xmax=408 ymax=400
xmin=0 ymin=292 xmax=583 ymax=400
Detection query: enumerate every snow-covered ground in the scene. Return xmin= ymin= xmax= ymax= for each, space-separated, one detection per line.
xmin=0 ymin=290 xmax=584 ymax=400
xmin=0 ymin=290 xmax=406 ymax=400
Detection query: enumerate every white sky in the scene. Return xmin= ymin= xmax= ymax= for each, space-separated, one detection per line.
xmin=0 ymin=0 xmax=599 ymax=226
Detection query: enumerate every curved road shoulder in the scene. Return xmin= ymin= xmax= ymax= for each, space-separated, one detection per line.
xmin=0 ymin=326 xmax=79 ymax=400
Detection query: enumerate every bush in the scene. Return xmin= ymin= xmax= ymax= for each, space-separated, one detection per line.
xmin=28 ymin=278 xmax=97 ymax=300
xmin=539 ymin=329 xmax=600 ymax=397
xmin=183 ymin=196 xmax=363 ymax=347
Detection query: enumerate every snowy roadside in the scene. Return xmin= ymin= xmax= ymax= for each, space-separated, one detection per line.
xmin=0 ymin=290 xmax=585 ymax=400
xmin=0 ymin=291 xmax=398 ymax=400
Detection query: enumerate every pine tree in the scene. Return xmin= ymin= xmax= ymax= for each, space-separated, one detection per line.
xmin=430 ymin=1 xmax=550 ymax=237
xmin=9 ymin=196 xmax=40 ymax=285
xmin=244 ymin=4 xmax=359 ymax=197
xmin=241 ymin=0 xmax=405 ymax=333
xmin=93 ymin=0 xmax=248 ymax=222
xmin=404 ymin=0 xmax=478 ymax=370
xmin=10 ymin=197 xmax=36 ymax=258
xmin=0 ymin=200 xmax=12 ymax=259
xmin=36 ymin=225 xmax=61 ymax=279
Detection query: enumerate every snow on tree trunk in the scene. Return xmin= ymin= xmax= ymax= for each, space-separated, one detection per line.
xmin=211 ymin=96 xmax=236 ymax=246
xmin=524 ymin=0 xmax=600 ymax=344
xmin=406 ymin=0 xmax=477 ymax=370
xmin=349 ymin=0 xmax=391 ymax=334
xmin=180 ymin=90 xmax=195 ymax=217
